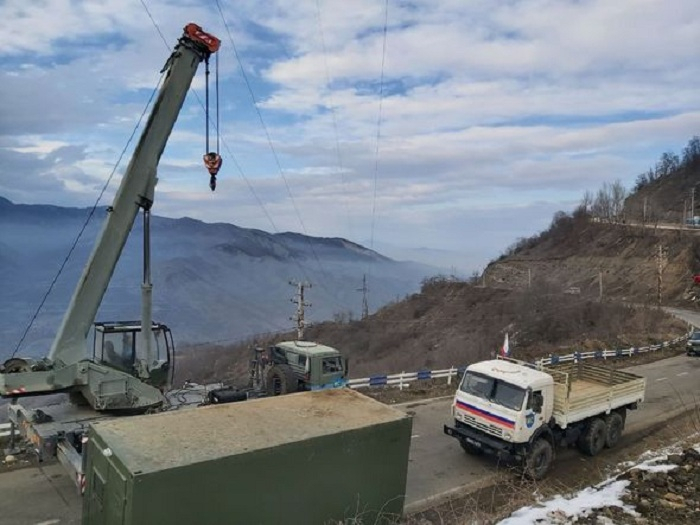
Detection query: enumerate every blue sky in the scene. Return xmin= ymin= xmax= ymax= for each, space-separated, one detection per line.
xmin=0 ymin=0 xmax=698 ymax=273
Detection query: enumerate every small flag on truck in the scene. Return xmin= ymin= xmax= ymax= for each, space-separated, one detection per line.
xmin=500 ymin=333 xmax=510 ymax=357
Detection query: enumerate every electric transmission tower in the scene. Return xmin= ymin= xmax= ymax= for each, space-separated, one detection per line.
xmin=289 ymin=280 xmax=312 ymax=340
xmin=357 ymin=274 xmax=369 ymax=320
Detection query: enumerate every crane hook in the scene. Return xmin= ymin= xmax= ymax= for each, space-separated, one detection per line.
xmin=203 ymin=152 xmax=222 ymax=191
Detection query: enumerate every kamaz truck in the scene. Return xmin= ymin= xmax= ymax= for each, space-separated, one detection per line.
xmin=444 ymin=356 xmax=646 ymax=479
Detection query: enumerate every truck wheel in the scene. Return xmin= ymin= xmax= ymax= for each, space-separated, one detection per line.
xmin=459 ymin=439 xmax=483 ymax=455
xmin=525 ymin=438 xmax=553 ymax=480
xmin=578 ymin=418 xmax=607 ymax=456
xmin=605 ymin=412 xmax=624 ymax=448
xmin=265 ymin=364 xmax=297 ymax=396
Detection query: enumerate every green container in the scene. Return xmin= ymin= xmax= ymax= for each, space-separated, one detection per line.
xmin=82 ymin=389 xmax=412 ymax=525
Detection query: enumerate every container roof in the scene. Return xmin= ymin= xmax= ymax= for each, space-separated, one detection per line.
xmin=275 ymin=340 xmax=341 ymax=356
xmin=90 ymin=389 xmax=407 ymax=474
xmin=468 ymin=359 xmax=553 ymax=388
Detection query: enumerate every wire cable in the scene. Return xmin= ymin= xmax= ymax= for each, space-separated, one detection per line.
xmin=213 ymin=0 xmax=340 ymax=295
xmin=140 ymin=1 xmax=351 ymax=312
xmin=315 ymin=0 xmax=354 ymax=238
xmin=12 ymin=76 xmax=164 ymax=357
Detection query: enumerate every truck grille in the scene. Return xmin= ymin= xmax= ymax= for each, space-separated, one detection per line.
xmin=461 ymin=413 xmax=504 ymax=438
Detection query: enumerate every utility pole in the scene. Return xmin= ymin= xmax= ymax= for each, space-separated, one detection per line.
xmin=692 ymin=187 xmax=696 ymax=222
xmin=643 ymin=196 xmax=647 ymax=224
xmin=598 ymin=271 xmax=603 ymax=301
xmin=357 ymin=274 xmax=369 ymax=320
xmin=528 ymin=268 xmax=532 ymax=289
xmin=656 ymin=244 xmax=667 ymax=308
xmin=289 ymin=280 xmax=311 ymax=340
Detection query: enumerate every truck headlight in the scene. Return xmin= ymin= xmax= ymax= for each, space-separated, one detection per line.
xmin=503 ymin=430 xmax=513 ymax=440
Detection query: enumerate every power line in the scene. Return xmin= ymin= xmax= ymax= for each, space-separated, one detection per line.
xmin=138 ymin=3 xmax=352 ymax=313
xmin=212 ymin=0 xmax=350 ymax=309
xmin=369 ymin=0 xmax=390 ymax=256
xmin=315 ymin=0 xmax=354 ymax=238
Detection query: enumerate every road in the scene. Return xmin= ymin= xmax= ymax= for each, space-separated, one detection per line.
xmin=2 ymin=335 xmax=699 ymax=523
xmin=401 ymin=351 xmax=700 ymax=511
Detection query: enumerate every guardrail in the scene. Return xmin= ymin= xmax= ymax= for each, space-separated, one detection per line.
xmin=347 ymin=336 xmax=687 ymax=390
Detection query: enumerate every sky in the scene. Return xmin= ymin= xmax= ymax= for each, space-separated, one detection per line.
xmin=1 ymin=0 xmax=698 ymax=274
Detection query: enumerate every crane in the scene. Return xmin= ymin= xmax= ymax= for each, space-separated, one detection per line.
xmin=0 ymin=23 xmax=220 ymax=412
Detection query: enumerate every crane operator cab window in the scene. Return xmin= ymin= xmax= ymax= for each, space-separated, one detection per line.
xmin=101 ymin=334 xmax=135 ymax=373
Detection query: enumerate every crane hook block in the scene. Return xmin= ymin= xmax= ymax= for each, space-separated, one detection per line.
xmin=203 ymin=152 xmax=222 ymax=176
xmin=184 ymin=23 xmax=221 ymax=54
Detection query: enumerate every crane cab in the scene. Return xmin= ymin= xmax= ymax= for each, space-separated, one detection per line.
xmin=92 ymin=321 xmax=174 ymax=390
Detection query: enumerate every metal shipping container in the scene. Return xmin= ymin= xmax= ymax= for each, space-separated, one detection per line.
xmin=82 ymin=388 xmax=412 ymax=525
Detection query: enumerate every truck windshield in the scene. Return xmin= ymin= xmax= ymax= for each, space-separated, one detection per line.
xmin=459 ymin=371 xmax=526 ymax=411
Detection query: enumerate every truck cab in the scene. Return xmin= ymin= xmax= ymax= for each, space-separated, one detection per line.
xmin=451 ymin=359 xmax=553 ymax=449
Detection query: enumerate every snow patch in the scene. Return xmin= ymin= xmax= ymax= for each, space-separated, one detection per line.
xmin=497 ymin=480 xmax=636 ymax=525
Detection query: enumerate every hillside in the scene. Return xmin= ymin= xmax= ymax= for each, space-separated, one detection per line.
xmin=0 ymin=197 xmax=438 ymax=360
xmin=177 ymin=279 xmax=685 ymax=384
xmin=485 ymin=137 xmax=700 ymax=306
xmin=176 ymin=140 xmax=700 ymax=385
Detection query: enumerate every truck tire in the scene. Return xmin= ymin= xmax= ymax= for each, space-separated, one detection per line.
xmin=578 ymin=418 xmax=607 ymax=456
xmin=459 ymin=439 xmax=483 ymax=456
xmin=605 ymin=412 xmax=624 ymax=448
xmin=265 ymin=364 xmax=297 ymax=396
xmin=524 ymin=438 xmax=553 ymax=480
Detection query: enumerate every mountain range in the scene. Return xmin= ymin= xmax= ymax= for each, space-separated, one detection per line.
xmin=0 ymin=196 xmax=439 ymax=361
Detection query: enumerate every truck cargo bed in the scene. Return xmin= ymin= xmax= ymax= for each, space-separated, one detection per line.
xmin=547 ymin=362 xmax=645 ymax=427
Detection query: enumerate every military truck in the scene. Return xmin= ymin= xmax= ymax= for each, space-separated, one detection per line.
xmin=206 ymin=340 xmax=348 ymax=403
xmin=444 ymin=356 xmax=646 ymax=479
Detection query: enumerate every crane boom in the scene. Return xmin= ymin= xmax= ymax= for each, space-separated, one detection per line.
xmin=1 ymin=24 xmax=220 ymax=411
xmin=50 ymin=26 xmax=219 ymax=366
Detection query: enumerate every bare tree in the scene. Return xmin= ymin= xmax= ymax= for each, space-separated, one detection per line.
xmin=610 ymin=180 xmax=627 ymax=222
xmin=682 ymin=136 xmax=700 ymax=168
xmin=655 ymin=151 xmax=680 ymax=178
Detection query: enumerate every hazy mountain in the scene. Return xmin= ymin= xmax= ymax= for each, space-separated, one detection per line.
xmin=0 ymin=197 xmax=439 ymax=360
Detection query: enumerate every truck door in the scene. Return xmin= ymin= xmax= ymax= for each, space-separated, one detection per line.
xmin=525 ymin=390 xmax=546 ymax=431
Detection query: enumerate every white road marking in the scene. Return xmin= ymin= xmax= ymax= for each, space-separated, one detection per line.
xmin=677 ymin=372 xmax=689 ymax=376
xmin=656 ymin=377 xmax=668 ymax=382
xmin=411 ymin=434 xmax=421 ymax=439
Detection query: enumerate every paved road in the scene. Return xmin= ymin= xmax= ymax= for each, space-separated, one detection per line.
xmin=2 ymin=343 xmax=699 ymax=523
xmin=401 ymin=351 xmax=700 ymax=511
xmin=0 ymin=463 xmax=80 ymax=525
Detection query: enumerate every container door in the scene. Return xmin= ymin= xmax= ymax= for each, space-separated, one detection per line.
xmin=84 ymin=447 xmax=127 ymax=525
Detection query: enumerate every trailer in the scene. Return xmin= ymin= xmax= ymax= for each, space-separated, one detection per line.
xmin=82 ymin=389 xmax=412 ymax=525
xmin=444 ymin=356 xmax=646 ymax=479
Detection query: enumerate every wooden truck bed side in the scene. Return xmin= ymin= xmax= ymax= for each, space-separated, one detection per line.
xmin=546 ymin=362 xmax=646 ymax=428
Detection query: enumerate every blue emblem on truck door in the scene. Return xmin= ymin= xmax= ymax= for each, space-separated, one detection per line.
xmin=525 ymin=412 xmax=535 ymax=428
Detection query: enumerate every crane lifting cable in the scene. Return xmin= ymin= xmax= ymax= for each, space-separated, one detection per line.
xmin=203 ymin=52 xmax=223 ymax=191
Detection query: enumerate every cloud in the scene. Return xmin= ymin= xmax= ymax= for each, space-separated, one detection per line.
xmin=0 ymin=0 xmax=698 ymax=274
